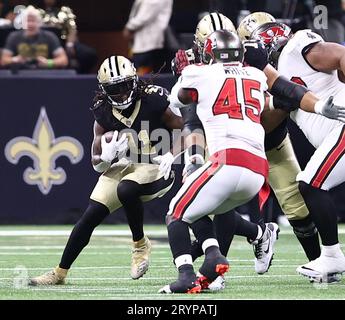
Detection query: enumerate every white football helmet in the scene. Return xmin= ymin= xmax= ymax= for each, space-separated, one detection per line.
xmin=194 ymin=12 xmax=236 ymax=58
xmin=237 ymin=12 xmax=276 ymax=40
xmin=97 ymin=56 xmax=138 ymax=110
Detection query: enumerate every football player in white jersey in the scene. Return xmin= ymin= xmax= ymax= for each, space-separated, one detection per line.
xmin=165 ymin=12 xmax=345 ymax=291
xmin=157 ymin=12 xmax=345 ymax=291
xmin=159 ymin=30 xmax=281 ymax=294
xmin=238 ymin=12 xmax=345 ymax=283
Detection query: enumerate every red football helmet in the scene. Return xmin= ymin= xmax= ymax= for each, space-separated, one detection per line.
xmin=251 ymin=22 xmax=292 ymax=67
xmin=251 ymin=22 xmax=291 ymax=45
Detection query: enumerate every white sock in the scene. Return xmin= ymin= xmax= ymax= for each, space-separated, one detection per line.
xmin=174 ymin=254 xmax=193 ymax=269
xmin=322 ymin=243 xmax=343 ymax=257
xmin=202 ymin=238 xmax=219 ymax=253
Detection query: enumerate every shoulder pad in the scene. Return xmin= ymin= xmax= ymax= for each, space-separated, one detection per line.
xmin=289 ymin=30 xmax=324 ymax=53
xmin=181 ymin=63 xmax=205 ymax=76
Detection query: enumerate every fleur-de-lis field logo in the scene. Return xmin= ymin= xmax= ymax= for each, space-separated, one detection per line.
xmin=4 ymin=107 xmax=84 ymax=195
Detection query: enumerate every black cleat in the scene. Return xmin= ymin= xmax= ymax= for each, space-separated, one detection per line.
xmin=159 ymin=271 xmax=201 ymax=294
xmin=197 ymin=254 xmax=230 ymax=290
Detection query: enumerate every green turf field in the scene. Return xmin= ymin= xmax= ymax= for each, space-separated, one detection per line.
xmin=0 ymin=225 xmax=345 ymax=300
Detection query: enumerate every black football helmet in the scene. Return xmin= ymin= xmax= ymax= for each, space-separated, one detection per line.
xmin=202 ymin=30 xmax=244 ymax=64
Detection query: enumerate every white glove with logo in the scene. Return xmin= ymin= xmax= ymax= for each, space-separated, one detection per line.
xmin=100 ymin=131 xmax=128 ymax=163
xmin=153 ymin=152 xmax=175 ymax=180
xmin=314 ymin=96 xmax=345 ymax=122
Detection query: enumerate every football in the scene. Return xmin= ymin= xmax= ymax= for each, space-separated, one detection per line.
xmin=103 ymin=131 xmax=114 ymax=143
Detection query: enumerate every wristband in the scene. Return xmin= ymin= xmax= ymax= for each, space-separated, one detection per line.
xmin=314 ymin=100 xmax=324 ymax=115
xmin=47 ymin=59 xmax=54 ymax=68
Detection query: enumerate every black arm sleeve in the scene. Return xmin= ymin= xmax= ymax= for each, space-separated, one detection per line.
xmin=180 ymin=105 xmax=203 ymax=134
xmin=272 ymin=95 xmax=298 ymax=112
xmin=270 ymin=76 xmax=310 ymax=112
xmin=180 ymin=105 xmax=205 ymax=159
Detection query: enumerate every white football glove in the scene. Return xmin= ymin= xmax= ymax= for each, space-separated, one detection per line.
xmin=153 ymin=152 xmax=175 ymax=180
xmin=100 ymin=131 xmax=128 ymax=163
xmin=314 ymin=96 xmax=345 ymax=122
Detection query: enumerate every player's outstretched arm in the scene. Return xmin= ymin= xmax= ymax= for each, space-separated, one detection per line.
xmin=264 ymin=64 xmax=345 ymax=121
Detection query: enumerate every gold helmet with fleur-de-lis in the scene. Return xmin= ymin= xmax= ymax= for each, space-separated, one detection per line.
xmin=194 ymin=12 xmax=236 ymax=58
xmin=97 ymin=56 xmax=138 ymax=110
xmin=237 ymin=12 xmax=276 ymax=40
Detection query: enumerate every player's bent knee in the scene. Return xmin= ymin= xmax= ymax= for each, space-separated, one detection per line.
xmin=117 ymin=180 xmax=141 ymax=204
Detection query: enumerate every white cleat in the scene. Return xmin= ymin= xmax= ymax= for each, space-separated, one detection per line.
xmin=253 ymin=223 xmax=280 ymax=274
xmin=208 ymin=275 xmax=226 ymax=291
xmin=159 ymin=285 xmax=172 ymax=294
xmin=297 ymin=252 xmax=345 ymax=283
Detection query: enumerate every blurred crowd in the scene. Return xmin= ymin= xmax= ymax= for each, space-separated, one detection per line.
xmin=0 ymin=0 xmax=97 ymax=73
xmin=1 ymin=0 xmax=345 ymax=75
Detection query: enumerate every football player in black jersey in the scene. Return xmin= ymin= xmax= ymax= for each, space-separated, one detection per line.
xmin=29 ymin=55 xmax=184 ymax=285
xmin=170 ymin=12 xmax=345 ymax=291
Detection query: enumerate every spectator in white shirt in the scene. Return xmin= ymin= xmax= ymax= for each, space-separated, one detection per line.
xmin=123 ymin=0 xmax=173 ymax=75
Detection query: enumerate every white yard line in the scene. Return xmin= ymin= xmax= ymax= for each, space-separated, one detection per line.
xmin=0 ymin=264 xmax=305 ymax=271
xmin=1 ymin=227 xmax=345 ymax=237
xmin=0 ymin=244 xmax=169 ymax=250
xmin=0 ymin=251 xmax=169 ymax=256
xmin=0 ymin=274 xmax=301 ymax=281
xmin=0 ymin=230 xmax=167 ymax=237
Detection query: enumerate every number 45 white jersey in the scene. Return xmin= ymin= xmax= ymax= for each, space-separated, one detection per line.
xmin=172 ymin=62 xmax=268 ymax=157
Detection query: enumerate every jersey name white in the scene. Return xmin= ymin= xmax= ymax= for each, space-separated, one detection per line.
xmin=175 ymin=62 xmax=267 ymax=157
xmin=278 ymin=29 xmax=344 ymax=148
